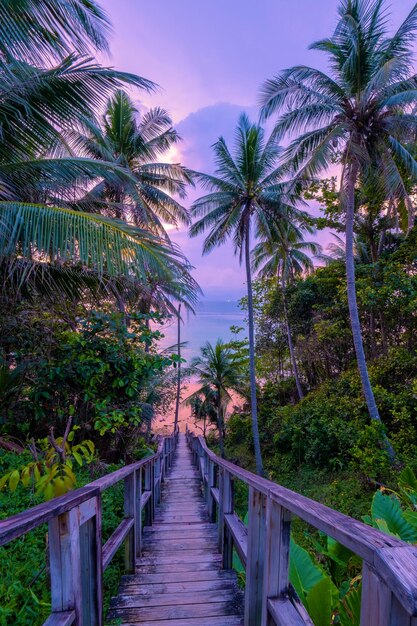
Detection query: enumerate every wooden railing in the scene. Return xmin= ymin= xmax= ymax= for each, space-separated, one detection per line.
xmin=0 ymin=432 xmax=178 ymax=626
xmin=187 ymin=429 xmax=417 ymax=626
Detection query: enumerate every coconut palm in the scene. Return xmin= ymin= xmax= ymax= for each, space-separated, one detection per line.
xmin=73 ymin=90 xmax=192 ymax=237
xmin=186 ymin=340 xmax=245 ymax=457
xmin=260 ymin=0 xmax=417 ymax=459
xmin=190 ymin=113 xmax=303 ymax=475
xmin=253 ymin=221 xmax=320 ymax=400
xmin=0 ymin=0 xmax=111 ymax=65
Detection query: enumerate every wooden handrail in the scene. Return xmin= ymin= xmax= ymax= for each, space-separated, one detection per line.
xmin=186 ymin=428 xmax=417 ymax=626
xmin=0 ymin=430 xmax=179 ymax=626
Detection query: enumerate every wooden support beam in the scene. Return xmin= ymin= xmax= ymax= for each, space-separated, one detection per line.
xmin=49 ymin=508 xmax=82 ymax=624
xmin=244 ymin=487 xmax=266 ymax=626
xmin=261 ymin=498 xmax=291 ymax=626
xmin=135 ymin=468 xmax=142 ymax=559
xmin=124 ymin=474 xmax=136 ymax=574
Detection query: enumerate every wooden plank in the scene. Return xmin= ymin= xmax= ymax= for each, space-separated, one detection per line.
xmin=360 ymin=563 xmax=393 ymax=626
xmin=0 ymin=486 xmax=98 ymax=546
xmin=111 ymin=589 xmax=237 ymax=608
xmin=122 ymin=570 xmax=237 ymax=585
xmin=42 ymin=611 xmax=76 ymax=626
xmin=124 ymin=474 xmax=136 ymax=574
xmin=374 ymin=546 xmax=417 ymax=617
xmin=225 ymin=513 xmax=248 ymax=568
xmin=102 ymin=518 xmax=134 ymax=571
xmin=221 ymin=471 xmax=234 ymax=568
xmin=48 ymin=508 xmax=82 ymax=622
xmin=141 ymin=490 xmax=151 ymax=509
xmin=108 ymin=601 xmax=242 ymax=622
xmin=119 ymin=579 xmax=237 ymax=595
xmin=261 ymin=499 xmax=291 ymax=626
xmin=267 ymin=598 xmax=309 ymax=626
xmin=119 ymin=615 xmax=243 ymax=626
xmin=135 ymin=468 xmax=142 ymax=559
xmin=244 ymin=487 xmax=266 ymax=626
xmin=135 ymin=561 xmax=221 ymax=574
xmin=79 ymin=513 xmax=101 ymax=626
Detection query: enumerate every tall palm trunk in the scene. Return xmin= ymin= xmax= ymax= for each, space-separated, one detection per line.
xmin=217 ymin=402 xmax=225 ymax=458
xmin=344 ymin=161 xmax=395 ymax=462
xmin=406 ymin=195 xmax=415 ymax=233
xmin=281 ymin=277 xmax=304 ymax=400
xmin=173 ymin=304 xmax=181 ymax=434
xmin=244 ymin=222 xmax=264 ymax=476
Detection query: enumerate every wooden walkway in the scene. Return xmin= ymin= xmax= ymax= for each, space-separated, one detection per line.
xmin=108 ymin=434 xmax=244 ymax=625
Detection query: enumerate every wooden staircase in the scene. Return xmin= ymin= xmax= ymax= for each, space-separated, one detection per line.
xmin=3 ymin=429 xmax=417 ymax=625
xmin=108 ymin=435 xmax=244 ymax=625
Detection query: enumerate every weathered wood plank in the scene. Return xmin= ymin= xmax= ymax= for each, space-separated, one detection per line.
xmin=0 ymin=486 xmax=98 ymax=547
xmin=102 ymin=519 xmax=134 ymax=571
xmin=108 ymin=601 xmax=242 ymax=622
xmin=261 ymin=499 xmax=291 ymax=626
xmin=42 ymin=611 xmax=76 ymax=626
xmin=111 ymin=589 xmax=237 ymax=608
xmin=267 ymin=598 xmax=309 ymax=626
xmin=225 ymin=513 xmax=248 ymax=568
xmin=244 ymin=487 xmax=266 ymax=626
xmin=120 ymin=616 xmax=244 ymax=626
xmin=122 ymin=570 xmax=237 ymax=585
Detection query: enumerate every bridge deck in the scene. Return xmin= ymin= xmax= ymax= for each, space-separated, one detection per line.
xmin=108 ymin=435 xmax=244 ymax=625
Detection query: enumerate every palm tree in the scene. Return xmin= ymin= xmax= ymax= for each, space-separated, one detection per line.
xmin=260 ymin=0 xmax=417 ymax=460
xmin=0 ymin=0 xmax=111 ymax=64
xmin=190 ymin=113 xmax=302 ymax=475
xmin=253 ymin=221 xmax=320 ymax=400
xmin=73 ymin=90 xmax=192 ymax=237
xmin=186 ymin=340 xmax=245 ymax=457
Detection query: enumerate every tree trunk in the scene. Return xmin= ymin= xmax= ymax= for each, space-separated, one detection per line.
xmin=244 ymin=223 xmax=264 ymax=476
xmin=344 ymin=161 xmax=395 ymax=462
xmin=281 ymin=278 xmax=304 ymax=400
xmin=406 ymin=194 xmax=415 ymax=233
xmin=217 ymin=403 xmax=225 ymax=458
xmin=173 ymin=304 xmax=181 ymax=434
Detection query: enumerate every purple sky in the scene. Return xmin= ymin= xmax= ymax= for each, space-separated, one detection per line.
xmin=101 ymin=0 xmax=413 ymax=300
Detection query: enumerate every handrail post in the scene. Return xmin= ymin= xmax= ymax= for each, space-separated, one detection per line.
xmin=49 ymin=499 xmax=103 ymax=626
xmin=261 ymin=497 xmax=291 ymax=626
xmin=151 ymin=459 xmax=156 ymax=520
xmin=135 ymin=467 xmax=142 ymax=558
xmin=144 ymin=463 xmax=152 ymax=526
xmin=245 ymin=486 xmax=267 ymax=626
xmin=207 ymin=458 xmax=216 ymax=523
xmin=360 ymin=561 xmax=411 ymax=625
xmin=49 ymin=508 xmax=82 ymax=623
xmin=223 ymin=470 xmax=234 ymax=569
xmin=124 ymin=473 xmax=136 ymax=574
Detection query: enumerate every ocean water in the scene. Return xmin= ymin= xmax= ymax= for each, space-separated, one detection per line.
xmin=158 ymin=300 xmax=246 ymax=364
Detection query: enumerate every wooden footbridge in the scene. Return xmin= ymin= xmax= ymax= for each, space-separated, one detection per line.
xmin=2 ymin=431 xmax=417 ymax=625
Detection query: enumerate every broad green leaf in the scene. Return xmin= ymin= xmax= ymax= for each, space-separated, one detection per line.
xmin=44 ymin=483 xmax=55 ymax=501
xmin=339 ymin=582 xmax=362 ymax=626
xmin=73 ymin=451 xmax=83 ymax=466
xmin=0 ymin=473 xmax=10 ymax=491
xmin=306 ymin=577 xmax=337 ymax=626
xmin=8 ymin=470 xmax=20 ymax=492
xmin=398 ymin=467 xmax=417 ymax=492
xmin=53 ymin=478 xmax=69 ymax=497
xmin=289 ymin=539 xmax=324 ymax=602
xmin=371 ymin=490 xmax=417 ymax=542
xmin=403 ymin=510 xmax=417 ymax=529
